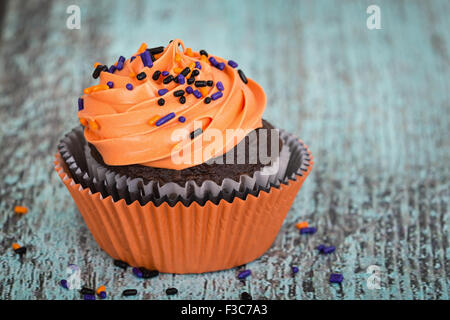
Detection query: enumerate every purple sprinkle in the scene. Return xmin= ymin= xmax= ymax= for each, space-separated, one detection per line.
xmin=185 ymin=86 xmax=194 ymax=94
xmin=323 ymin=246 xmax=336 ymax=254
xmin=238 ymin=270 xmax=251 ymax=280
xmin=195 ymin=61 xmax=201 ymax=70
xmin=162 ymin=71 xmax=169 ymax=76
xmin=228 ymin=60 xmax=238 ymax=68
xmin=132 ymin=267 xmax=143 ymax=278
xmin=216 ymin=62 xmax=225 ymax=71
xmin=216 ymin=81 xmax=224 ymax=91
xmin=156 ymin=112 xmax=176 ymax=126
xmin=158 ymin=88 xmax=168 ymax=96
xmin=317 ymin=244 xmax=326 ymax=252
xmin=291 ymin=266 xmax=299 ymax=274
xmin=60 ymin=279 xmax=69 ymax=289
xmin=329 ymin=273 xmax=344 ymax=284
xmin=193 ymin=90 xmax=202 ymax=99
xmin=177 ymin=74 xmax=185 ymax=85
xmin=178 ymin=116 xmax=186 ymax=123
xmin=208 ymin=57 xmax=218 ymax=66
xmin=116 ymin=61 xmax=124 ymax=71
xmin=130 ymin=56 xmax=136 ymax=62
xmin=106 ymin=81 xmax=114 ymax=88
xmin=140 ymin=51 xmax=153 ymax=68
xmin=211 ymin=91 xmax=223 ymax=100
xmin=84 ymin=294 xmax=96 ymax=300
xmin=99 ymin=291 xmax=107 ymax=299
xmin=300 ymin=227 xmax=316 ymax=235
xmin=126 ymin=83 xmax=133 ymax=90
xmin=78 ymin=98 xmax=84 ymax=111
xmin=118 ymin=56 xmax=126 ymax=63
xmin=108 ymin=65 xmax=116 ymax=73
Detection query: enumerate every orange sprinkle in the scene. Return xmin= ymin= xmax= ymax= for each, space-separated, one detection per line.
xmin=89 ymin=120 xmax=99 ymax=130
xmin=80 ymin=118 xmax=88 ymax=126
xmin=185 ymin=47 xmax=194 ymax=57
xmin=96 ymin=285 xmax=106 ymax=295
xmin=200 ymin=87 xmax=208 ymax=97
xmin=93 ymin=62 xmax=101 ymax=68
xmin=148 ymin=115 xmax=160 ymax=126
xmin=129 ymin=72 xmax=136 ymax=78
xmin=175 ymin=54 xmax=181 ymax=62
xmin=137 ymin=42 xmax=147 ymax=54
xmin=14 ymin=206 xmax=28 ymax=214
xmin=296 ymin=221 xmax=309 ymax=230
xmin=189 ymin=62 xmax=196 ymax=70
xmin=200 ymin=55 xmax=208 ymax=63
xmin=91 ymin=84 xmax=109 ymax=92
xmin=12 ymin=243 xmax=21 ymax=250
xmin=173 ymin=67 xmax=182 ymax=74
xmin=83 ymin=87 xmax=93 ymax=94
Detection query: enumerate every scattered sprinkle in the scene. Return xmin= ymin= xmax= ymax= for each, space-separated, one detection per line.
xmin=98 ymin=291 xmax=107 ymax=299
xmin=299 ymin=227 xmax=316 ymax=234
xmin=238 ymin=69 xmax=248 ymax=84
xmin=122 ymin=289 xmax=137 ymax=297
xmin=216 ymin=62 xmax=225 ymax=70
xmin=206 ymin=80 xmax=213 ymax=87
xmin=186 ymin=86 xmax=194 ymax=94
xmin=195 ymin=80 xmax=206 ymax=87
xmin=180 ymin=67 xmax=190 ymax=77
xmin=173 ymin=67 xmax=182 ymax=74
xmin=108 ymin=65 xmax=116 ymax=73
xmin=156 ymin=112 xmax=176 ymax=126
xmin=178 ymin=116 xmax=186 ymax=123
xmin=147 ymin=46 xmax=164 ymax=55
xmin=292 ymin=266 xmax=299 ymax=274
xmin=204 ymin=97 xmax=212 ymax=104
xmin=130 ymin=56 xmax=136 ymax=62
xmin=78 ymin=98 xmax=84 ymax=111
xmin=126 ymin=83 xmax=133 ymax=90
xmin=162 ymin=71 xmax=169 ymax=76
xmin=140 ymin=51 xmax=153 ymax=68
xmin=139 ymin=267 xmax=159 ymax=279
xmin=240 ymin=292 xmax=252 ymax=300
xmin=179 ymin=96 xmax=186 ymax=104
xmin=163 ymin=75 xmax=174 ymax=84
xmin=158 ymin=88 xmax=169 ymax=96
xmin=228 ymin=60 xmax=238 ymax=68
xmin=92 ymin=64 xmax=107 ymax=79
xmin=316 ymin=244 xmax=326 ymax=252
xmin=193 ymin=90 xmax=202 ymax=99
xmin=106 ymin=81 xmax=114 ymax=88
xmin=238 ymin=269 xmax=252 ymax=280
xmin=174 ymin=89 xmax=185 ymax=97
xmin=166 ymin=287 xmax=178 ymax=295
xmin=148 ymin=115 xmax=160 ymax=125
xmin=12 ymin=243 xmax=21 ymax=251
xmin=208 ymin=56 xmax=218 ymax=66
xmin=177 ymin=74 xmax=185 ymax=84
xmin=14 ymin=206 xmax=28 ymax=215
xmin=195 ymin=61 xmax=202 ymax=70
xmin=322 ymin=246 xmax=336 ymax=254
xmin=158 ymin=98 xmax=165 ymax=106
xmin=116 ymin=56 xmax=125 ymax=70
xmin=113 ymin=259 xmax=129 ymax=270
xmin=296 ymin=221 xmax=309 ymax=229
xmin=84 ymin=294 xmax=96 ymax=300
xmin=191 ymin=69 xmax=200 ymax=77
xmin=329 ymin=273 xmax=344 ymax=284
xmin=199 ymin=49 xmax=208 ymax=57
xmin=187 ymin=77 xmax=195 ymax=85
xmin=132 ymin=267 xmax=143 ymax=278
xmin=60 ymin=279 xmax=69 ymax=289
xmin=80 ymin=287 xmax=95 ymax=295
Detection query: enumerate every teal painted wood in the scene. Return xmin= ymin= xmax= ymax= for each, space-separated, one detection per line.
xmin=0 ymin=0 xmax=449 ymax=300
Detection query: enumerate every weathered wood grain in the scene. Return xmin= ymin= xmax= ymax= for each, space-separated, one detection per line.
xmin=0 ymin=0 xmax=448 ymax=300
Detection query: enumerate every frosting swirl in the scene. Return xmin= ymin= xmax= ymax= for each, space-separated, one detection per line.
xmin=78 ymin=39 xmax=266 ymax=170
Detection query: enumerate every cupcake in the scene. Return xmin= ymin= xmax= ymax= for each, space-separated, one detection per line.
xmin=55 ymin=39 xmax=313 ymax=274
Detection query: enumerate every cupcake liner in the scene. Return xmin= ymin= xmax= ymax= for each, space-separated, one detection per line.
xmin=55 ymin=128 xmax=313 ymax=273
xmin=58 ymin=126 xmax=303 ymax=206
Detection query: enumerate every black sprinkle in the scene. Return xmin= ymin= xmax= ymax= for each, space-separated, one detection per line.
xmin=192 ymin=69 xmax=200 ymax=77
xmin=147 ymin=46 xmax=164 ymax=54
xmin=139 ymin=267 xmax=159 ymax=279
xmin=152 ymin=70 xmax=161 ymax=81
xmin=174 ymin=90 xmax=185 ymax=97
xmin=113 ymin=259 xmax=129 ymax=270
xmin=194 ymin=80 xmax=206 ymax=87
xmin=181 ymin=67 xmax=190 ymax=77
xmin=187 ymin=77 xmax=195 ymax=85
xmin=14 ymin=247 xmax=27 ymax=255
xmin=122 ymin=289 xmax=137 ymax=297
xmin=199 ymin=49 xmax=208 ymax=57
xmin=173 ymin=76 xmax=179 ymax=83
xmin=166 ymin=288 xmax=178 ymax=295
xmin=80 ymin=287 xmax=95 ymax=295
xmin=163 ymin=75 xmax=173 ymax=84
xmin=240 ymin=292 xmax=252 ymax=300
xmin=92 ymin=64 xmax=106 ymax=79
xmin=179 ymin=96 xmax=186 ymax=104
xmin=238 ymin=69 xmax=248 ymax=84
xmin=190 ymin=128 xmax=202 ymax=139
xmin=169 ymin=40 xmax=173 ymax=44
xmin=137 ymin=72 xmax=147 ymax=80
xmin=150 ymin=53 xmax=156 ymax=62
xmin=158 ymin=98 xmax=165 ymax=106
xmin=204 ymin=97 xmax=211 ymax=104
xmin=206 ymin=80 xmax=213 ymax=87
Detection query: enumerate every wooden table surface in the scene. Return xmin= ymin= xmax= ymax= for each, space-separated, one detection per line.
xmin=0 ymin=0 xmax=449 ymax=300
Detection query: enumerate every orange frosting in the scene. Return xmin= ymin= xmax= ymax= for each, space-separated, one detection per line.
xmin=78 ymin=39 xmax=266 ymax=170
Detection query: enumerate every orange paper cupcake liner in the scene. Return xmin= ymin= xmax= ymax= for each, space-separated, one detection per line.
xmin=54 ymin=143 xmax=313 ymax=274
